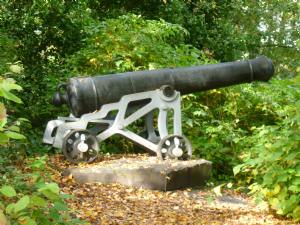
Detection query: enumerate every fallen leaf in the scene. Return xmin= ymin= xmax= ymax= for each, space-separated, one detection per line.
xmin=17 ymin=218 xmax=27 ymax=225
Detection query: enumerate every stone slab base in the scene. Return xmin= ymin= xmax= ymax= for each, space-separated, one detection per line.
xmin=62 ymin=157 xmax=212 ymax=191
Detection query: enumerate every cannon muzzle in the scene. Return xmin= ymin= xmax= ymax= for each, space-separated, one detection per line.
xmin=53 ymin=56 xmax=274 ymax=118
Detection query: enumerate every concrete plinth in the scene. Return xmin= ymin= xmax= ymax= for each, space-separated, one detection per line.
xmin=62 ymin=157 xmax=212 ymax=191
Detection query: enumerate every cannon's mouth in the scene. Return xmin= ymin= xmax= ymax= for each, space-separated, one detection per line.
xmin=251 ymin=56 xmax=274 ymax=82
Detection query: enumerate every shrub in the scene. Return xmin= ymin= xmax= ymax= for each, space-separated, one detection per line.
xmin=233 ymin=45 xmax=300 ymax=222
xmin=0 ymin=156 xmax=88 ymax=224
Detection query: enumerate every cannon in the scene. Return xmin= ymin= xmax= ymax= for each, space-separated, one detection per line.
xmin=43 ymin=56 xmax=274 ymax=164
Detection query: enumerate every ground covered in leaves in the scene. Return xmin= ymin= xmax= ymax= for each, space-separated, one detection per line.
xmin=36 ymin=154 xmax=300 ymax=224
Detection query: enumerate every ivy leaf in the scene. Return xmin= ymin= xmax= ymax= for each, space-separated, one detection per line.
xmin=273 ymin=184 xmax=281 ymax=195
xmin=30 ymin=196 xmax=47 ymax=207
xmin=18 ymin=118 xmax=29 ymax=122
xmin=49 ymin=208 xmax=59 ymax=222
xmin=54 ymin=201 xmax=68 ymax=212
xmin=193 ymin=110 xmax=206 ymax=116
xmin=5 ymin=203 xmax=15 ymax=214
xmin=233 ymin=164 xmax=244 ymax=176
xmin=0 ymin=186 xmax=17 ymax=197
xmin=59 ymin=194 xmax=76 ymax=199
xmin=263 ymin=172 xmax=274 ymax=185
xmin=0 ymin=89 xmax=23 ymax=104
xmin=39 ymin=218 xmax=51 ymax=225
xmin=191 ymin=52 xmax=198 ymax=58
xmin=205 ymin=194 xmax=214 ymax=204
xmin=115 ymin=60 xmax=123 ymax=67
xmin=233 ymin=138 xmax=240 ymax=143
xmin=9 ymin=126 xmax=20 ymax=132
xmin=17 ymin=218 xmax=27 ymax=225
xmin=38 ymin=183 xmax=59 ymax=194
xmin=212 ymin=183 xmax=226 ymax=197
xmin=17 ymin=217 xmax=35 ymax=225
xmin=9 ymin=65 xmax=21 ymax=74
xmin=1 ymin=118 xmax=7 ymax=127
xmin=34 ymin=182 xmax=45 ymax=189
xmin=0 ymin=133 xmax=9 ymax=144
xmin=292 ymin=179 xmax=300 ymax=185
xmin=264 ymin=143 xmax=272 ymax=149
xmin=0 ymin=210 xmax=6 ymax=225
xmin=294 ymin=75 xmax=300 ymax=83
xmin=41 ymin=190 xmax=60 ymax=201
xmin=288 ymin=185 xmax=299 ymax=192
xmin=4 ymin=131 xmax=26 ymax=139
xmin=186 ymin=119 xmax=193 ymax=128
xmin=277 ymin=173 xmax=288 ymax=183
xmin=14 ymin=196 xmax=30 ymax=213
xmin=3 ymin=78 xmax=16 ymax=84
xmin=2 ymin=83 xmax=23 ymax=91
xmin=270 ymin=198 xmax=279 ymax=207
xmin=293 ymin=205 xmax=300 ymax=222
xmin=281 ymin=79 xmax=293 ymax=87
xmin=268 ymin=152 xmax=282 ymax=162
xmin=0 ymin=103 xmax=6 ymax=120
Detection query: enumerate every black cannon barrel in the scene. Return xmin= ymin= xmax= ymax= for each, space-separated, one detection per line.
xmin=53 ymin=56 xmax=274 ymax=118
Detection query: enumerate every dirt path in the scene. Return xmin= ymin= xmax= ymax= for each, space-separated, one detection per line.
xmin=47 ymin=154 xmax=298 ymax=225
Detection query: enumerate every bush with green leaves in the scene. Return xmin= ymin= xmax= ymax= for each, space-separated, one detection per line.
xmin=0 ymin=64 xmax=27 ymax=145
xmin=0 ymin=156 xmax=88 ymax=225
xmin=178 ymin=76 xmax=286 ymax=180
xmin=64 ymin=14 xmax=206 ymax=76
xmin=87 ymin=0 xmax=300 ymax=76
xmin=0 ymin=0 xmax=92 ymax=136
xmin=0 ymin=34 xmax=18 ymax=74
xmin=86 ymin=0 xmax=248 ymax=62
xmin=233 ymin=50 xmax=300 ymax=221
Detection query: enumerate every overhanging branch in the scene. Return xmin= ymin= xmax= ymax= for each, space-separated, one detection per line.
xmin=249 ymin=44 xmax=300 ymax=53
xmin=250 ymin=44 xmax=295 ymax=49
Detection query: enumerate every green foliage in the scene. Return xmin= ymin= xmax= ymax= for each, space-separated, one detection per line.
xmin=64 ymin=14 xmax=205 ymax=76
xmin=0 ymin=64 xmax=28 ymax=145
xmin=87 ymin=0 xmax=300 ymax=75
xmin=1 ymin=0 xmax=298 ymax=157
xmin=233 ymin=65 xmax=300 ymax=221
xmin=0 ymin=156 xmax=88 ymax=224
xmin=0 ymin=0 xmax=299 ymax=221
xmin=179 ymin=77 xmax=284 ymax=180
xmin=86 ymin=0 xmax=248 ymax=62
xmin=0 ymin=0 xmax=91 ymax=134
xmin=159 ymin=0 xmax=247 ymax=62
xmin=233 ymin=0 xmax=300 ymax=77
xmin=0 ymin=34 xmax=18 ymax=74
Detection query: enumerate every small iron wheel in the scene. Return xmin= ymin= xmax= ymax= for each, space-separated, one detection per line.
xmin=62 ymin=129 xmax=99 ymax=164
xmin=156 ymin=134 xmax=192 ymax=161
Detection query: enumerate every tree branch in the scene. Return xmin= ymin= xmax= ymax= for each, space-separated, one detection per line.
xmin=250 ymin=44 xmax=295 ymax=49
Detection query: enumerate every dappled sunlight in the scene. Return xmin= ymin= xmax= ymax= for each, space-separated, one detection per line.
xmin=45 ymin=154 xmax=299 ymax=224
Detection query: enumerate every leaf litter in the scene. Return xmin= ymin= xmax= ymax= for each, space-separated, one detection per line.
xmin=28 ymin=154 xmax=300 ymax=224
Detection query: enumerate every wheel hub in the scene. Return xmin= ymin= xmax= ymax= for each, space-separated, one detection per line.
xmin=156 ymin=134 xmax=192 ymax=161
xmin=62 ymin=129 xmax=99 ymax=164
